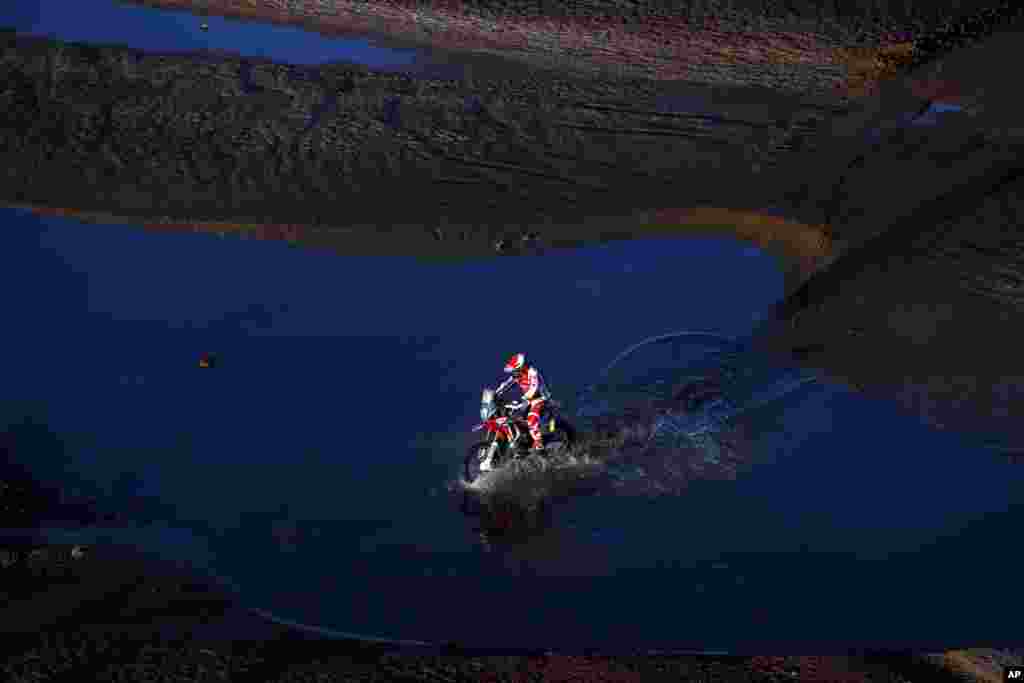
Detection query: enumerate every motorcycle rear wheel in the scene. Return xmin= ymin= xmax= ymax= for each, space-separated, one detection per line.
xmin=548 ymin=417 xmax=576 ymax=450
xmin=560 ymin=417 xmax=577 ymax=444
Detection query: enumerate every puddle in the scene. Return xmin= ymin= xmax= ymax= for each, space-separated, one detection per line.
xmin=908 ymin=101 xmax=968 ymax=126
xmin=864 ymin=101 xmax=968 ymax=141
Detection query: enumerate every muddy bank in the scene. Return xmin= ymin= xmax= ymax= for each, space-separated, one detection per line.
xmin=0 ymin=26 xmax=851 ymax=274
xmin=749 ymin=25 xmax=1024 ymax=451
xmin=3 ymin=538 xmax=1021 ymax=682
xmin=3 ymin=549 xmax=1021 ymax=682
xmin=3 ymin=0 xmax=1019 ymax=272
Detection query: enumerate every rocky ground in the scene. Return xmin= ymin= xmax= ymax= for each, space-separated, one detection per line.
xmin=4 ymin=0 xmax=1024 ymax=680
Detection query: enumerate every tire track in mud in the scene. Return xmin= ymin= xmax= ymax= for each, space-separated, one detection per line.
xmin=231 ymin=45 xmax=833 ymax=209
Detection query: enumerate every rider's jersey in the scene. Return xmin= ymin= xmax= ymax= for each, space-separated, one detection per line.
xmin=516 ymin=365 xmax=550 ymax=402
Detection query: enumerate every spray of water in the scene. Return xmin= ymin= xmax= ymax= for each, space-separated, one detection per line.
xmin=452 ymin=331 xmax=821 ymax=507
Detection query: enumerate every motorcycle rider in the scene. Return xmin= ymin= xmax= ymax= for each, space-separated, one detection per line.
xmin=498 ymin=352 xmax=551 ymax=452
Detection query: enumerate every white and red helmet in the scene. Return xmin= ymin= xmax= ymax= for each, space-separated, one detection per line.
xmin=503 ymin=353 xmax=526 ymax=373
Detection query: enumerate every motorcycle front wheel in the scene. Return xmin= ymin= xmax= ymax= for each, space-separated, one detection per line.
xmin=464 ymin=441 xmax=501 ymax=483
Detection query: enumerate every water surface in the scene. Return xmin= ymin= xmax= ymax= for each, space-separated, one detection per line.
xmin=3 ymin=205 xmax=1022 ymax=653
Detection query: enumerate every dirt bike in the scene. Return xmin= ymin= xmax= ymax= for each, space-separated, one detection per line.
xmin=464 ymin=384 xmax=576 ymax=483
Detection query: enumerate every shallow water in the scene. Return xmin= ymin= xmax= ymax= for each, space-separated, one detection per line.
xmin=1 ymin=0 xmax=459 ymax=77
xmin=864 ymin=101 xmax=970 ymax=143
xmin=4 ymin=203 xmax=1023 ymax=653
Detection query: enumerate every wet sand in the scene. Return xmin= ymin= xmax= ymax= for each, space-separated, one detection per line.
xmin=126 ymin=0 xmax=879 ymax=85
xmin=1 ymin=1 xmax=1016 ymax=283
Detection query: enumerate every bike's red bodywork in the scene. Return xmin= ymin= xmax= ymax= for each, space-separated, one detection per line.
xmin=472 ymin=414 xmax=524 ymax=447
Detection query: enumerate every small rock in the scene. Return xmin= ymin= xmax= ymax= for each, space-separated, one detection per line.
xmin=71 ymin=545 xmax=87 ymax=560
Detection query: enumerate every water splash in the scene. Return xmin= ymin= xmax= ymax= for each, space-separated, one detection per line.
xmin=592 ymin=331 xmax=813 ymax=426
xmin=455 ymin=332 xmax=821 ymax=505
xmin=574 ymin=332 xmax=820 ymax=492
xmin=455 ymin=445 xmax=606 ymax=499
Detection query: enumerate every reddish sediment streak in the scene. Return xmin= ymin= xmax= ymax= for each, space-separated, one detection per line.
xmin=122 ymin=0 xmax=850 ymax=82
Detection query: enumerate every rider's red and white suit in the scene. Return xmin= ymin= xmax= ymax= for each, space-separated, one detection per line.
xmin=512 ymin=365 xmax=550 ymax=449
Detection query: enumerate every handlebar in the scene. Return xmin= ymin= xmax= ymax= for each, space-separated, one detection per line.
xmin=495 ymin=377 xmax=516 ymax=396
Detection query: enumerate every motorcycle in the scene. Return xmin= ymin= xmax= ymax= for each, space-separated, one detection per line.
xmin=464 ymin=382 xmax=576 ymax=483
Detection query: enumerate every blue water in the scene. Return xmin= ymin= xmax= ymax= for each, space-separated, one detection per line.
xmin=1 ymin=0 xmax=461 ymax=77
xmin=4 ymin=203 xmax=1023 ymax=652
xmin=0 ymin=206 xmax=781 ymax=534
xmin=864 ymin=101 xmax=970 ymax=143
